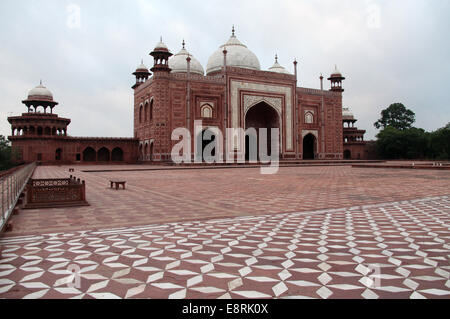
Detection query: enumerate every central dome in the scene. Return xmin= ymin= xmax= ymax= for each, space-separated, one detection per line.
xmin=206 ymin=28 xmax=261 ymax=75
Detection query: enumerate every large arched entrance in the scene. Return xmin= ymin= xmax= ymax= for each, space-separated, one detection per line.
xmin=303 ymin=134 xmax=316 ymax=160
xmin=245 ymin=102 xmax=280 ymax=161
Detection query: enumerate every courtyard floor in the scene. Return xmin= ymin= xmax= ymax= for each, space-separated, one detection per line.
xmin=0 ymin=164 xmax=449 ymax=299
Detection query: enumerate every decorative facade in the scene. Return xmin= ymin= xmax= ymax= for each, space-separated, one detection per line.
xmin=8 ymin=28 xmax=366 ymax=164
xmin=134 ymin=29 xmax=349 ymax=162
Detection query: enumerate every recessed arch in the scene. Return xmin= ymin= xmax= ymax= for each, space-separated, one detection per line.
xmin=344 ymin=149 xmax=351 ymax=160
xmin=55 ymin=148 xmax=62 ymax=161
xmin=303 ymin=134 xmax=317 ymax=160
xmin=244 ymin=102 xmax=281 ymax=160
xmin=139 ymin=103 xmax=143 ymax=123
xmin=201 ymin=104 xmax=213 ymax=118
xmin=149 ymin=98 xmax=154 ymax=121
xmin=83 ymin=147 xmax=96 ymax=162
xmin=97 ymin=147 xmax=110 ymax=162
xmin=305 ymin=112 xmax=314 ymax=124
xmin=111 ymin=147 xmax=124 ymax=162
xmin=144 ymin=101 xmax=149 ymax=122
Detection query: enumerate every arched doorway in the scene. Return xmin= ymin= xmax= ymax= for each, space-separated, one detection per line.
xmin=344 ymin=150 xmax=351 ymax=160
xmin=83 ymin=147 xmax=96 ymax=162
xmin=245 ymin=102 xmax=280 ymax=161
xmin=303 ymin=134 xmax=316 ymax=160
xmin=98 ymin=147 xmax=110 ymax=162
xmin=111 ymin=147 xmax=124 ymax=162
xmin=149 ymin=142 xmax=154 ymax=161
xmin=138 ymin=144 xmax=143 ymax=161
xmin=144 ymin=143 xmax=148 ymax=161
xmin=55 ymin=148 xmax=62 ymax=161
xmin=198 ymin=129 xmax=216 ymax=162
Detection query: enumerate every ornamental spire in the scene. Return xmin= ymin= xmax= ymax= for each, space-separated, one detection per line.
xmin=182 ymin=39 xmax=185 ymax=49
xmin=232 ymin=25 xmax=235 ymax=37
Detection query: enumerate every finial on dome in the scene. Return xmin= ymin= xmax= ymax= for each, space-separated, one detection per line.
xmin=182 ymin=39 xmax=185 ymax=49
xmin=40 ymin=79 xmax=42 ymax=86
xmin=232 ymin=25 xmax=235 ymax=37
xmin=275 ymin=54 xmax=278 ymax=63
xmin=141 ymin=58 xmax=144 ymax=64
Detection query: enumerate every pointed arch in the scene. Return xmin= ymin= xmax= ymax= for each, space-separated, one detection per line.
xmin=97 ymin=147 xmax=110 ymax=162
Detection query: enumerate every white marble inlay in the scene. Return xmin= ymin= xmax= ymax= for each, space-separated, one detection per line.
xmin=230 ymin=80 xmax=293 ymax=150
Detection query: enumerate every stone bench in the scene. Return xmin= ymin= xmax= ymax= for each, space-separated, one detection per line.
xmin=110 ymin=180 xmax=126 ymax=190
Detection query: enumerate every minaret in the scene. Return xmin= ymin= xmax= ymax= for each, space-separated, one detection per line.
xmin=150 ymin=37 xmax=173 ymax=73
xmin=328 ymin=65 xmax=345 ymax=92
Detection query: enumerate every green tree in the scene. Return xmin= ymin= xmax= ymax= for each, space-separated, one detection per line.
xmin=374 ymin=103 xmax=416 ymax=130
xmin=429 ymin=123 xmax=450 ymax=160
xmin=375 ymin=127 xmax=429 ymax=159
xmin=0 ymin=136 xmax=17 ymax=171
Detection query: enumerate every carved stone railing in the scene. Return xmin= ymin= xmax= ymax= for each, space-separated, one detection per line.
xmin=24 ymin=175 xmax=89 ymax=209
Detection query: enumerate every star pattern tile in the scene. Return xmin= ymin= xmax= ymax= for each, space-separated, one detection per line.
xmin=0 ymin=195 xmax=449 ymax=299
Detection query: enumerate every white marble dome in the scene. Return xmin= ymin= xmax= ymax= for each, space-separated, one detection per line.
xmin=206 ymin=29 xmax=261 ymax=75
xmin=268 ymin=55 xmax=291 ymax=74
xmin=28 ymin=82 xmax=53 ymax=100
xmin=330 ymin=65 xmax=343 ymax=77
xmin=169 ymin=42 xmax=204 ymax=75
xmin=154 ymin=38 xmax=169 ymax=51
xmin=342 ymin=107 xmax=354 ymax=119
xmin=136 ymin=61 xmax=149 ymax=72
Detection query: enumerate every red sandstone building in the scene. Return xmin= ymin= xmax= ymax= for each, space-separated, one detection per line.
xmin=8 ymin=28 xmax=366 ymax=164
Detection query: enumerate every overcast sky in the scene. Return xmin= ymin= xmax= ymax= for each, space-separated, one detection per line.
xmin=0 ymin=0 xmax=449 ymax=140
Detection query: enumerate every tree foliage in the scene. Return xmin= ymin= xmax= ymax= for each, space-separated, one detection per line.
xmin=375 ymin=123 xmax=450 ymax=160
xmin=0 ymin=135 xmax=17 ymax=171
xmin=374 ymin=103 xmax=416 ymax=130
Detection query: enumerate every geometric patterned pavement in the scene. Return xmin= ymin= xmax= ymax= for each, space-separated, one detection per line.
xmin=6 ymin=165 xmax=450 ymax=236
xmin=1 ymin=195 xmax=449 ymax=299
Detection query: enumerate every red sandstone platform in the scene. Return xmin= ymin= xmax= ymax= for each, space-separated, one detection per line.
xmin=0 ymin=164 xmax=449 ymax=299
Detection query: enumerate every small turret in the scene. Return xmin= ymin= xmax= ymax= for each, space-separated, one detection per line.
xmin=150 ymin=37 xmax=173 ymax=73
xmin=328 ymin=65 xmax=345 ymax=92
xmin=132 ymin=59 xmax=151 ymax=89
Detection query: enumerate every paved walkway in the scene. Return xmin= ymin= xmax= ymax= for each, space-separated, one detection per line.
xmin=5 ymin=165 xmax=450 ymax=235
xmin=0 ymin=195 xmax=449 ymax=299
xmin=0 ymin=165 xmax=449 ymax=299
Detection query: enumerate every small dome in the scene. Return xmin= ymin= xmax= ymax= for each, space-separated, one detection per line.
xmin=330 ymin=65 xmax=343 ymax=78
xmin=169 ymin=41 xmax=204 ymax=75
xmin=154 ymin=37 xmax=169 ymax=52
xmin=27 ymin=82 xmax=53 ymax=101
xmin=342 ymin=107 xmax=354 ymax=120
xmin=206 ymin=27 xmax=261 ymax=75
xmin=136 ymin=60 xmax=149 ymax=72
xmin=268 ymin=55 xmax=291 ymax=74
